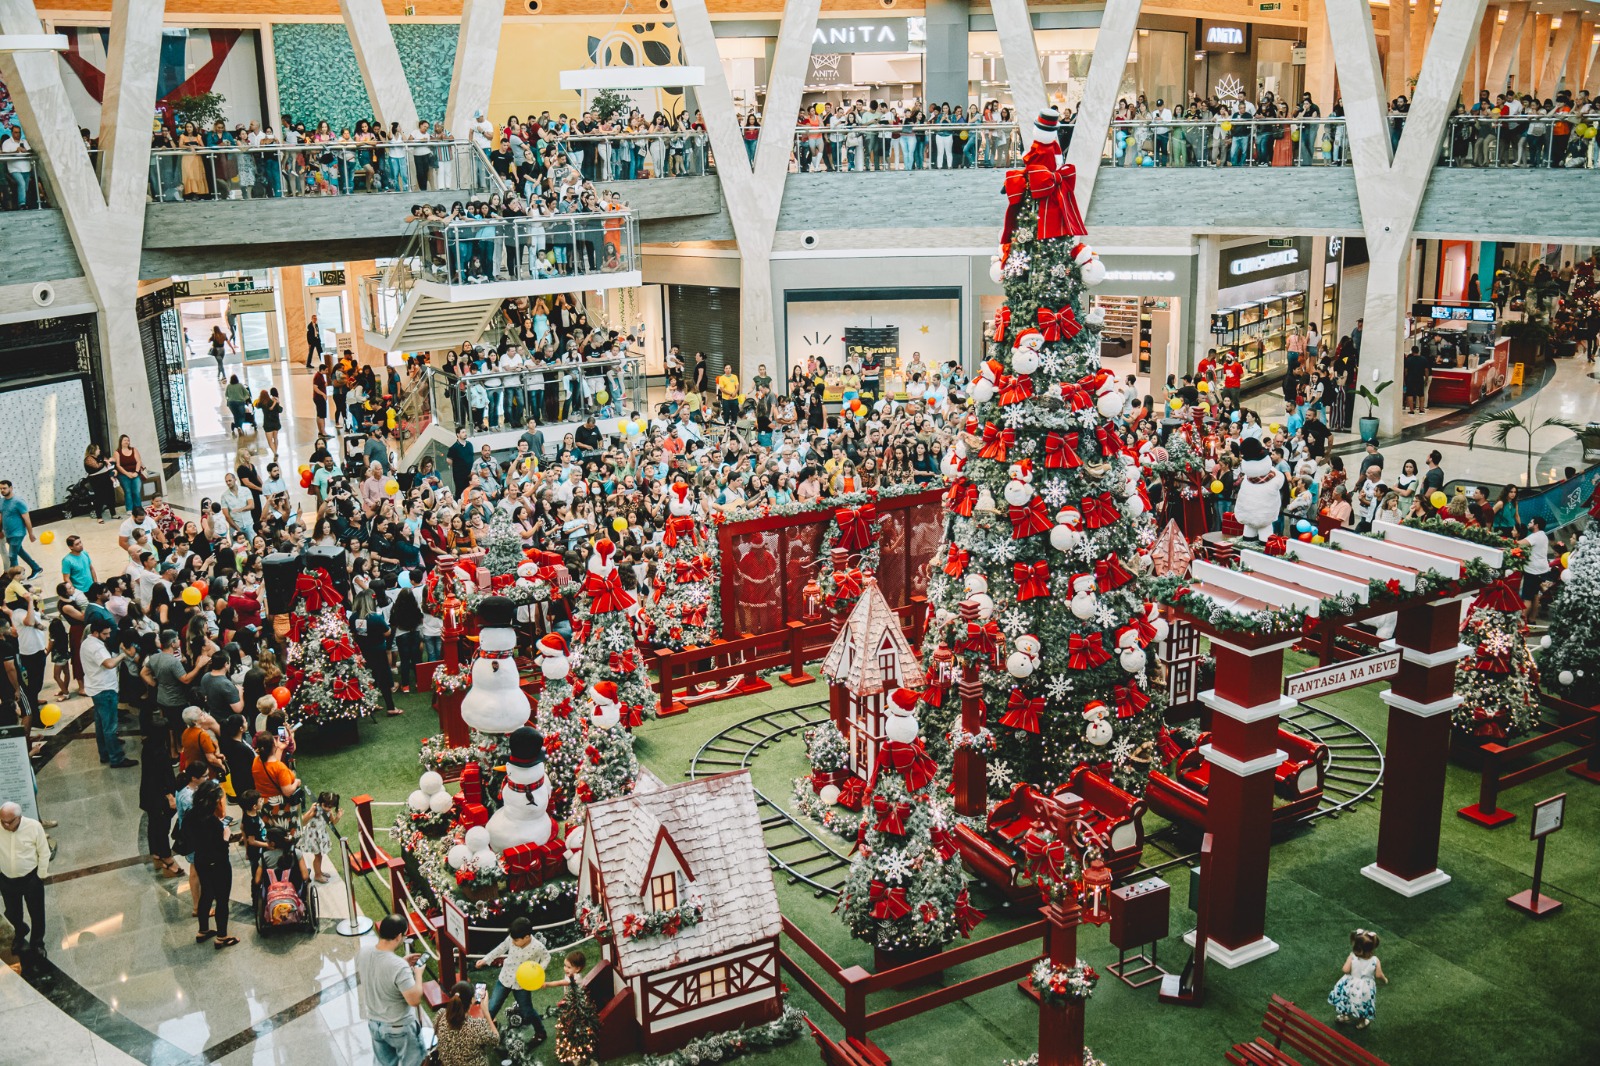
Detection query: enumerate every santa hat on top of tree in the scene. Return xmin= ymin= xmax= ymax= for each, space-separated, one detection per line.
xmin=588 ymin=539 xmax=618 ymax=577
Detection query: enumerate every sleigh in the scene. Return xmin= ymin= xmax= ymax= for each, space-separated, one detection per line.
xmin=1145 ymin=729 xmax=1329 ymax=829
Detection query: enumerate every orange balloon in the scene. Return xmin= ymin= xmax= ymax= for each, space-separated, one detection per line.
xmin=272 ymin=686 xmax=291 ymax=707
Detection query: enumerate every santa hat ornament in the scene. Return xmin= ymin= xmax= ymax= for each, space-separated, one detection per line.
xmin=1006 ymin=634 xmax=1040 ymax=679
xmin=591 ymin=680 xmax=621 ymax=729
xmin=885 ymin=687 xmax=921 ymax=743
xmin=1082 ymin=700 xmax=1114 ymax=746
xmin=1004 ymin=460 xmax=1035 ymax=507
xmin=669 ymin=482 xmax=693 ymax=516
xmin=1072 ymin=240 xmax=1108 ymax=288
xmin=477 ymin=595 xmax=518 ymax=655
xmin=970 ymin=358 xmax=1005 ymax=405
xmin=1011 ymin=329 xmax=1046 ymax=376
xmin=588 ymin=538 xmax=617 ymax=577
xmin=537 ymin=633 xmax=570 ymax=680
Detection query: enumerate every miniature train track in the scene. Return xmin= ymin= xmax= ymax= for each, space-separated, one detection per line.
xmin=1133 ymin=699 xmax=1386 ymax=880
xmin=687 ymin=702 xmax=855 ymax=898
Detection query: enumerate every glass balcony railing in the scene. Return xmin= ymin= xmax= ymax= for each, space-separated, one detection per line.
xmin=405 ymin=210 xmax=639 ymax=287
xmin=550 ymin=131 xmax=713 ymax=180
xmin=790 ymin=121 xmax=1024 ymax=171
xmin=425 ymin=358 xmax=647 ymax=435
xmin=145 ymin=139 xmax=501 ymax=202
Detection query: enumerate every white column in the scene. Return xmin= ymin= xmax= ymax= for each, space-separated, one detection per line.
xmin=1304 ymin=0 xmax=1337 ymax=111
xmin=446 ymin=0 xmax=503 ymax=137
xmin=338 ymin=0 xmax=419 ymax=132
xmin=1487 ymin=2 xmax=1530 ymax=94
xmin=676 ymin=0 xmax=819 ymax=371
xmin=1189 ymin=234 xmax=1220 ymax=382
xmin=0 ymin=0 xmax=165 ymax=473
xmin=1537 ymin=10 xmax=1583 ymax=97
xmin=991 ymin=0 xmax=1046 ymax=132
xmin=1326 ymin=0 xmax=1486 ymax=434
xmin=1064 ymin=0 xmax=1142 ymax=212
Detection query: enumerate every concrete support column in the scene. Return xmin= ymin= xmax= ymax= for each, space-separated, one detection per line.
xmin=1537 ymin=11 xmax=1583 ymax=98
xmin=1305 ymin=0 xmax=1337 ymax=111
xmin=1467 ymin=6 xmax=1498 ymax=100
xmin=1063 ymin=0 xmax=1143 ymax=211
xmin=446 ymin=0 xmax=504 ymax=139
xmin=1308 ymin=244 xmax=1328 ymax=340
xmin=1358 ymin=230 xmax=1412 ymax=428
xmin=1530 ymin=14 xmax=1553 ymax=93
xmin=992 ymin=0 xmax=1046 ymax=136
xmin=923 ymin=0 xmax=969 ymax=110
xmin=1188 ymin=235 xmax=1220 ymax=381
xmin=1580 ymin=22 xmax=1597 ymax=93
xmin=1409 ymin=0 xmax=1435 ymax=85
xmin=1488 ymin=2 xmax=1531 ymax=95
xmin=338 ymin=0 xmax=419 ymax=132
xmin=1517 ymin=13 xmax=1541 ymax=93
xmin=1388 ymin=0 xmax=1410 ymax=98
xmin=0 ymin=0 xmax=165 ymax=471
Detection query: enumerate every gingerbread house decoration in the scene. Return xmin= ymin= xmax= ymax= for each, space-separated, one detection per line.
xmin=820 ymin=574 xmax=927 ymax=782
xmin=577 ymin=769 xmax=782 ymax=1054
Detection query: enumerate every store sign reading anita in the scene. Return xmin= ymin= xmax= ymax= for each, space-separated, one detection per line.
xmin=811 ymin=17 xmax=926 ymax=53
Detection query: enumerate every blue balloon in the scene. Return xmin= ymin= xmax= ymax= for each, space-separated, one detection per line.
xmin=1230 ymin=411 xmax=1241 ymax=423
xmin=1296 ymin=520 xmax=1314 ymax=533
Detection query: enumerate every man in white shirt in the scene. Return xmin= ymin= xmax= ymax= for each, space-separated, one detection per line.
xmin=80 ymin=616 xmax=136 ymax=768
xmin=1152 ymin=99 xmax=1173 ymax=165
xmin=1520 ymin=517 xmax=1551 ymax=622
xmin=0 ymin=801 xmax=51 ymax=958
xmin=2 ymin=125 xmax=32 ymax=208
xmin=469 ymin=109 xmax=494 ymax=152
xmin=117 ymin=506 xmax=159 ymax=553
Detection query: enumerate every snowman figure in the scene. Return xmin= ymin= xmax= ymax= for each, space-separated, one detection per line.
xmin=1233 ymin=438 xmax=1285 ymax=542
xmin=460 ymin=597 xmax=532 ymax=734
xmin=885 ymin=687 xmax=921 ymax=744
xmin=537 ymin=633 xmax=570 ymax=681
xmin=1144 ymin=602 xmax=1171 ymax=646
xmin=1007 ymin=633 xmax=1041 ymax=679
xmin=1071 ymin=241 xmax=1108 ymax=288
xmin=1069 ymin=574 xmax=1100 ymax=621
xmin=1092 ymin=372 xmax=1125 ymax=419
xmin=1004 ymin=460 xmax=1035 ymax=508
xmin=940 ymin=444 xmax=966 ymax=478
xmin=965 ymin=573 xmax=995 ymax=620
xmin=487 ymin=725 xmax=557 ymax=852
xmin=1084 ymin=305 xmax=1106 ymax=330
xmin=970 ymin=358 xmax=1005 ymax=405
xmin=590 ymin=680 xmax=621 ymax=730
xmin=1122 ymin=468 xmax=1148 ymax=518
xmin=1011 ymin=328 xmax=1046 ymax=376
xmin=1082 ymin=700 xmax=1114 ymax=746
xmin=1050 ymin=508 xmax=1084 ymax=553
xmin=1116 ymin=628 xmax=1147 ymax=674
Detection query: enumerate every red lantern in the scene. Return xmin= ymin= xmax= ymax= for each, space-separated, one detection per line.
xmin=931 ymin=643 xmax=955 ymax=687
xmin=802 ymin=579 xmax=823 ymax=623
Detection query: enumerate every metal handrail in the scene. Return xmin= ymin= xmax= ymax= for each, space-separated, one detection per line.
xmin=145 ymin=139 xmax=501 ymax=201
xmin=428 ymin=357 xmax=646 ymax=434
xmin=399 ymin=210 xmax=640 ymax=288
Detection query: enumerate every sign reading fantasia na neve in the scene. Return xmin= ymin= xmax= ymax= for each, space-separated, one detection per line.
xmin=1282 ymin=651 xmax=1401 ymax=700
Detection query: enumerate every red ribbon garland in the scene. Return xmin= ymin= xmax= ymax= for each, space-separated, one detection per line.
xmin=1114 ymin=681 xmax=1150 ymax=718
xmin=294 ymin=570 xmax=342 ymax=613
xmin=584 ymin=570 xmax=637 ymax=614
xmin=872 ymin=796 xmax=913 ymax=836
xmin=868 ymin=881 xmax=912 ymax=920
xmin=1095 ymin=554 xmax=1135 ymax=593
xmin=1037 ymin=304 xmax=1081 ymax=342
xmin=322 ymin=636 xmax=356 ymax=663
xmin=1009 ymin=497 xmax=1053 ymax=540
xmin=953 ymin=888 xmax=985 ymax=937
xmin=1068 ymin=633 xmax=1111 ymax=670
xmin=1044 ymin=431 xmax=1082 ymax=469
xmin=992 ymin=306 xmax=1011 ymax=343
xmin=979 ymin=423 xmax=1015 ymax=462
xmin=1013 ymin=560 xmax=1051 ymax=601
xmin=874 ymin=739 xmax=938 ymax=793
xmin=943 ymin=548 xmax=970 ymax=577
xmin=835 ymin=504 xmax=878 ymax=552
xmin=1081 ymin=493 xmax=1120 ymax=529
xmin=998 ymin=375 xmax=1035 ymax=407
xmin=999 ymin=690 xmax=1044 ymax=733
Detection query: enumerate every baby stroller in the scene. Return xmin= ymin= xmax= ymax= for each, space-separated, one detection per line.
xmin=61 ymin=477 xmax=99 ymax=519
xmin=254 ymin=848 xmax=318 ymax=936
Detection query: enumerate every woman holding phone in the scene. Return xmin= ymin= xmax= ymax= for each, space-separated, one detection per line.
xmin=432 ymin=980 xmax=500 ymax=1066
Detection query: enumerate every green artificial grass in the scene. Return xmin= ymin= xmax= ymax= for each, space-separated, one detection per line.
xmin=292 ymin=659 xmax=1600 ymax=1066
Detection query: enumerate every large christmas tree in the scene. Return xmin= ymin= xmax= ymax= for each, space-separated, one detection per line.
xmin=643 ymin=483 xmax=720 ymax=649
xmin=1455 ymin=577 xmax=1541 ymax=742
xmin=1542 ymin=518 xmax=1600 ymax=707
xmin=283 ymin=570 xmax=382 ymax=725
xmin=921 ymin=110 xmax=1160 ymax=798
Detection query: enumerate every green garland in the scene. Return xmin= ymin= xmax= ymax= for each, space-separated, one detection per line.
xmin=722 ymin=481 xmax=938 ymax=524
xmin=1401 ymin=516 xmax=1520 ymax=553
xmin=1145 ymin=575 xmax=1307 ymax=636
xmin=635 ymin=1004 xmax=807 ymax=1066
xmin=790 ymin=778 xmax=866 ymax=844
xmin=577 ymin=896 xmax=705 ymax=942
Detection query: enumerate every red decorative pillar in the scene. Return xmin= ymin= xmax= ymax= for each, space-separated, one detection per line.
xmin=1364 ymin=597 xmax=1469 ymax=894
xmin=434 ymin=593 xmax=470 ymax=750
xmin=953 ymin=663 xmax=986 ymax=818
xmin=1038 ymin=896 xmax=1086 ymax=1066
xmin=1188 ymin=628 xmax=1297 ymax=967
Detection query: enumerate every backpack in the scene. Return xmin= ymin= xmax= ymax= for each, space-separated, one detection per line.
xmin=262 ymin=867 xmax=306 ymax=924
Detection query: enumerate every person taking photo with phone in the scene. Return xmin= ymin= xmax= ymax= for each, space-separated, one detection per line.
xmin=358 ymin=913 xmax=428 ymax=1066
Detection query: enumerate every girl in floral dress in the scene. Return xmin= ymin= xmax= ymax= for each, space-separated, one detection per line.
xmin=1328 ymin=929 xmax=1387 ymax=1029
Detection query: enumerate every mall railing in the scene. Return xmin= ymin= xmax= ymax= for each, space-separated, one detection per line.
xmin=145 ymin=139 xmax=501 ymax=202
xmin=426 ymin=357 xmax=647 ymax=436
xmin=1438 ymin=113 xmax=1600 ymax=168
xmin=790 ymin=121 xmax=1024 ymax=171
xmin=554 ymin=131 xmax=713 ymax=180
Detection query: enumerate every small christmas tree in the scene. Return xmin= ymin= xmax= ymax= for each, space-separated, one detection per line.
xmin=551 ymin=980 xmax=599 ymax=1066
xmin=1542 ymin=518 xmax=1600 ymax=707
xmin=1455 ymin=578 xmax=1541 ymax=742
xmin=532 ymin=634 xmax=588 ymax=823
xmin=571 ymin=539 xmax=653 ymax=722
xmin=838 ymin=689 xmax=982 ymax=958
xmin=483 ymin=506 xmax=526 ymax=580
xmin=816 ymin=502 xmax=882 ymax=616
xmin=572 ymin=680 xmax=638 ymax=810
xmin=283 ymin=570 xmax=381 ymax=726
xmin=643 ymin=483 xmax=720 ymax=649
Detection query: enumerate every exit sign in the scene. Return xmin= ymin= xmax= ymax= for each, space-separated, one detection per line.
xmin=226 ymin=280 xmax=256 ymax=292
xmin=1267 ymin=238 xmax=1295 ymax=248
xmin=1259 ymin=2 xmax=1282 ymax=9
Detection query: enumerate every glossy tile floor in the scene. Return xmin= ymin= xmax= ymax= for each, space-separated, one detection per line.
xmin=6 ymin=348 xmax=1597 ymax=1063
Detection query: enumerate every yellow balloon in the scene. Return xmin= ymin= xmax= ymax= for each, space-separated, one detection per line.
xmin=1267 ymin=423 xmax=1280 ymax=434
xmin=1209 ymin=480 xmax=1225 ymax=494
xmin=1168 ymin=398 xmax=1182 ymax=410
xmin=181 ymin=586 xmax=201 ymax=606
xmin=38 ymin=704 xmax=61 ymax=727
xmin=1312 ymin=535 xmax=1325 ymax=544
xmin=1561 ymin=552 xmax=1571 ymax=567
xmin=384 ymin=479 xmax=399 ymax=495
xmin=1197 ymin=381 xmax=1210 ymax=393
xmin=516 ymin=961 xmax=546 ymax=991
xmin=1199 ymin=402 xmax=1211 ymax=413
xmin=298 ymin=465 xmax=311 ymax=476
xmin=596 ymin=390 xmax=610 ymax=406
xmin=39 ymin=530 xmax=54 ymax=545
xmin=1429 ymin=491 xmax=1447 ymax=509
xmin=1220 ymin=120 xmax=1233 ymax=132
xmin=613 ymin=517 xmax=628 ymax=533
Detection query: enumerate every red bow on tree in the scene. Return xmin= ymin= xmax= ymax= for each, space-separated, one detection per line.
xmin=662 ymin=515 xmax=699 ymax=549
xmin=1472 ymin=577 xmax=1524 ymax=616
xmin=948 ymin=479 xmax=978 ymax=517
xmin=1059 ymin=383 xmax=1093 ymax=411
xmin=1068 ymin=633 xmax=1111 ymax=670
xmin=943 ymin=548 xmax=970 ymax=577
xmin=1020 ymin=830 xmax=1070 ymax=886
xmin=609 ymin=649 xmax=637 ymax=673
xmin=585 ymin=570 xmax=637 ymax=614
xmin=1001 ymin=148 xmax=1089 ymax=248
xmin=833 ymin=569 xmax=865 ymax=601
xmin=1114 ymin=681 xmax=1150 ymax=718
xmin=1264 ymin=534 xmax=1288 ymax=556
xmin=1157 ymin=725 xmax=1184 ymax=763
xmin=294 ymin=570 xmax=342 ymax=612
xmin=868 ymin=881 xmax=912 ymax=920
xmin=333 ymin=677 xmax=362 ymax=702
xmin=673 ymin=556 xmax=711 ymax=583
xmin=621 ymin=703 xmax=645 ymax=728
xmin=1095 ymin=554 xmax=1134 ymax=592
xmin=1037 ymin=304 xmax=1081 ymax=342
xmin=1014 ymin=560 xmax=1051 ymax=601
xmin=1000 ymin=690 xmax=1044 ymax=733
xmin=979 ymin=423 xmax=1015 ymax=462
xmin=875 ymin=739 xmax=938 ymax=793
xmin=930 ymin=827 xmax=960 ymax=862
xmin=1471 ymin=708 xmax=1508 ymax=739
xmin=1044 ymin=431 xmax=1082 ymax=469
xmin=1135 ymin=614 xmax=1158 ymax=645
xmin=835 ymin=504 xmax=878 ymax=552
xmin=1009 ymin=498 xmax=1052 ymax=539
xmin=682 ymin=604 xmax=709 ymax=628
xmin=992 ymin=306 xmax=1011 ymax=343
xmin=961 ymin=620 xmax=1001 ymax=657
xmin=953 ymin=888 xmax=986 ymax=937
xmin=322 ymin=636 xmax=357 ymax=663
xmin=872 ymin=796 xmax=913 ymax=836
xmin=1095 ymin=423 xmax=1125 ymax=458
xmin=552 ymin=697 xmax=573 ymax=719
xmin=1475 ymin=646 xmax=1512 ymax=674
xmin=1081 ymin=493 xmax=1120 ymax=529
xmin=998 ymin=375 xmax=1035 ymax=407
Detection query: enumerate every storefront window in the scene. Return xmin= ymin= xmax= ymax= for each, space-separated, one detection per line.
xmin=784 ymin=290 xmax=961 ymax=389
xmin=1136 ymin=30 xmax=1188 ymax=109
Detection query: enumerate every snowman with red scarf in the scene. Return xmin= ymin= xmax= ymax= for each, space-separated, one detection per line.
xmin=487 ymin=725 xmax=557 ymax=852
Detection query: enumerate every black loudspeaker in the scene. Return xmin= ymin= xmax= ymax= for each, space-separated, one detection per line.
xmin=303 ymin=545 xmax=349 ymax=598
xmin=262 ymin=553 xmax=301 ymax=616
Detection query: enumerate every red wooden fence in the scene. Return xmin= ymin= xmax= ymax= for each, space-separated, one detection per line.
xmin=1458 ymin=694 xmax=1600 ymax=827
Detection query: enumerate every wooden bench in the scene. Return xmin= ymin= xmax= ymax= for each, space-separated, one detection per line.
xmin=1225 ymin=994 xmax=1389 ymax=1066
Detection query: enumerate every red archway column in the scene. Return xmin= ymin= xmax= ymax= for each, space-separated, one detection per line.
xmin=1188 ymin=631 xmax=1297 ymax=968
xmin=1363 ymin=597 xmax=1469 ymax=895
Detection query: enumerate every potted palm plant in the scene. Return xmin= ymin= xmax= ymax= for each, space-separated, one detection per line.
xmin=1355 ymin=380 xmax=1391 ymax=443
